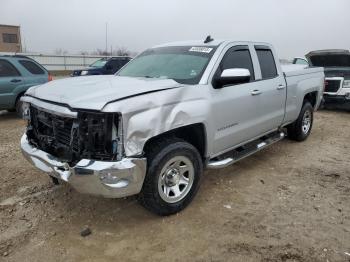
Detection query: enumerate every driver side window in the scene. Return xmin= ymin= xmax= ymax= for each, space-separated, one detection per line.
xmin=219 ymin=46 xmax=255 ymax=81
xmin=106 ymin=60 xmax=119 ymax=71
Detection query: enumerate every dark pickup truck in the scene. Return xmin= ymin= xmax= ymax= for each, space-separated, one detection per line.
xmin=71 ymin=56 xmax=131 ymax=77
xmin=294 ymin=49 xmax=350 ymax=110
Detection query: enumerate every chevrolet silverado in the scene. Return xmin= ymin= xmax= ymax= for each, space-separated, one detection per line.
xmin=20 ymin=39 xmax=324 ymax=215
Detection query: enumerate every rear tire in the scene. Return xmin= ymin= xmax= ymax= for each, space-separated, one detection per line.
xmin=138 ymin=138 xmax=203 ymax=216
xmin=287 ymin=101 xmax=313 ymax=141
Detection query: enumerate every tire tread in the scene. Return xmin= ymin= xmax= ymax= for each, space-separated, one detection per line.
xmin=287 ymin=101 xmax=313 ymax=142
xmin=138 ymin=137 xmax=203 ymax=216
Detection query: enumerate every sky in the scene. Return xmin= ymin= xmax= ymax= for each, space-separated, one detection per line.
xmin=1 ymin=0 xmax=350 ymax=59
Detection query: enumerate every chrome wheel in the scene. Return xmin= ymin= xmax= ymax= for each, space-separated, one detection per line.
xmin=158 ymin=156 xmax=194 ymax=203
xmin=302 ymin=110 xmax=312 ymax=134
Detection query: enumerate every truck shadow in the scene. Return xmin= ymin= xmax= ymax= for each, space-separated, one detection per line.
xmin=0 ymin=110 xmax=19 ymax=120
xmin=320 ymin=107 xmax=350 ymax=113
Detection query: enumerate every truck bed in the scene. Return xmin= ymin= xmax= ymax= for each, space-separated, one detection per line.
xmin=282 ymin=64 xmax=324 ymax=124
xmin=282 ymin=64 xmax=323 ymax=77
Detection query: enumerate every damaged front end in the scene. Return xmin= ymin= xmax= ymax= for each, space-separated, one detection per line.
xmin=20 ymin=99 xmax=146 ymax=198
xmin=26 ymin=106 xmax=123 ymax=165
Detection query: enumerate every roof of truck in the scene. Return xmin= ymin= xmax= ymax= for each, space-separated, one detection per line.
xmin=153 ymin=40 xmax=272 ymax=48
xmin=153 ymin=40 xmax=225 ymax=48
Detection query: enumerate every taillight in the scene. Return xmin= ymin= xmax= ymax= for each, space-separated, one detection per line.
xmin=48 ymin=74 xmax=53 ymax=81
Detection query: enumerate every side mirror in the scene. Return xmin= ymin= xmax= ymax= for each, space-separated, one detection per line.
xmin=292 ymin=57 xmax=309 ymax=66
xmin=214 ymin=68 xmax=251 ymax=89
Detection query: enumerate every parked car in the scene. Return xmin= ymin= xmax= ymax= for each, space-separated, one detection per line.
xmin=71 ymin=57 xmax=131 ymax=77
xmin=20 ymin=39 xmax=324 ymax=215
xmin=294 ymin=49 xmax=350 ymax=110
xmin=0 ymin=55 xmax=51 ymax=116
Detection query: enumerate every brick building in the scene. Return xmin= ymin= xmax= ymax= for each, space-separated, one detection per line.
xmin=0 ymin=24 xmax=22 ymax=52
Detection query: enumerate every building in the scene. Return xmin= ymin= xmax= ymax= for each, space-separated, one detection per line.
xmin=0 ymin=24 xmax=22 ymax=52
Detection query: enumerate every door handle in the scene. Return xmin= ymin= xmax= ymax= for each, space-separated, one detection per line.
xmin=11 ymin=79 xmax=22 ymax=83
xmin=251 ymin=90 xmax=262 ymax=96
xmin=277 ymin=84 xmax=285 ymax=90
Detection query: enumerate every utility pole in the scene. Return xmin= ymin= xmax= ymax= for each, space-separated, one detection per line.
xmin=105 ymin=22 xmax=108 ymax=57
xmin=23 ymin=36 xmax=26 ymax=53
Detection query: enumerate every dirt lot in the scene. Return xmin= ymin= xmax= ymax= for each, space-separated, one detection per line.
xmin=0 ymin=110 xmax=349 ymax=262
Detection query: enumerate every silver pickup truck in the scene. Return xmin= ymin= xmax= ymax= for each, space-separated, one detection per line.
xmin=20 ymin=40 xmax=324 ymax=215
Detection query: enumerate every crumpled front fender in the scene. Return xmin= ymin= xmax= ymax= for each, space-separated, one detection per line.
xmin=102 ymin=85 xmax=211 ymax=157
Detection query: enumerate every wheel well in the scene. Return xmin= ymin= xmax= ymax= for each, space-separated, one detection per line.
xmin=143 ymin=123 xmax=207 ymax=159
xmin=14 ymin=92 xmax=25 ymax=108
xmin=303 ymin=91 xmax=317 ymax=108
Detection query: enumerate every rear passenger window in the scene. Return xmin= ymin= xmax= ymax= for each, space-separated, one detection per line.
xmin=19 ymin=60 xmax=45 ymax=75
xmin=255 ymin=48 xmax=278 ymax=79
xmin=0 ymin=59 xmax=20 ymax=77
xmin=220 ymin=47 xmax=255 ymax=81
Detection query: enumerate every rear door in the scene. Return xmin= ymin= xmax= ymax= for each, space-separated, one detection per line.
xmin=252 ymin=46 xmax=286 ymax=132
xmin=0 ymin=59 xmax=24 ymax=109
xmin=17 ymin=59 xmax=48 ymax=85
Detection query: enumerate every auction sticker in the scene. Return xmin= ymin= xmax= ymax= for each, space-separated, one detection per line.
xmin=189 ymin=47 xmax=213 ymax=53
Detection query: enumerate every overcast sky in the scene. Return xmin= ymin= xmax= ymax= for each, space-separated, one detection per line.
xmin=1 ymin=0 xmax=350 ymax=58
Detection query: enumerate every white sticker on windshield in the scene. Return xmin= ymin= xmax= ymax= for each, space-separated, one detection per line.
xmin=189 ymin=47 xmax=213 ymax=53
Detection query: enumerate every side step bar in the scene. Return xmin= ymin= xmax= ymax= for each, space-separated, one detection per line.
xmin=207 ymin=131 xmax=285 ymax=169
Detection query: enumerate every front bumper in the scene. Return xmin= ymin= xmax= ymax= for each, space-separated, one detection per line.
xmin=20 ymin=134 xmax=146 ymax=198
xmin=323 ymin=94 xmax=350 ymax=110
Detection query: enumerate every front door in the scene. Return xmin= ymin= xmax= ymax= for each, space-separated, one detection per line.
xmin=0 ymin=59 xmax=24 ymax=109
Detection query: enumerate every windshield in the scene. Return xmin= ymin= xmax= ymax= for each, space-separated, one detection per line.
xmin=117 ymin=46 xmax=216 ymax=84
xmin=309 ymin=54 xmax=350 ymax=67
xmin=90 ymin=59 xmax=108 ymax=68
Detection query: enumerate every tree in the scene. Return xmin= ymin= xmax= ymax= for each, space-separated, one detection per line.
xmin=91 ymin=49 xmax=109 ymax=56
xmin=54 ymin=48 xmax=68 ymax=55
xmin=113 ymin=47 xmax=130 ymax=56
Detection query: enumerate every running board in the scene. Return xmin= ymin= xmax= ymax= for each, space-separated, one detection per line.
xmin=207 ymin=131 xmax=285 ymax=169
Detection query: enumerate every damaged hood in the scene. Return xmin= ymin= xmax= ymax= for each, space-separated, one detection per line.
xmin=306 ymin=51 xmax=350 ymax=68
xmin=26 ymin=75 xmax=182 ymax=110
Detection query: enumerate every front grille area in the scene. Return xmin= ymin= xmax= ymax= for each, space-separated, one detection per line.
xmin=324 ymin=79 xmax=341 ymax=93
xmin=27 ymin=106 xmax=120 ymax=164
xmin=72 ymin=70 xmax=82 ymax=76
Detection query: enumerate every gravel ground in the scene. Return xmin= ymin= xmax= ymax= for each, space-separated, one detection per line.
xmin=0 ymin=110 xmax=349 ymax=262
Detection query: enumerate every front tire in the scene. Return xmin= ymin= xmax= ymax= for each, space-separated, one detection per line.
xmin=139 ymin=138 xmax=203 ymax=216
xmin=15 ymin=96 xmax=24 ymax=118
xmin=287 ymin=101 xmax=314 ymax=141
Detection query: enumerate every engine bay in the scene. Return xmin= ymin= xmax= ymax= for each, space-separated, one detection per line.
xmin=26 ymin=106 xmax=122 ymax=165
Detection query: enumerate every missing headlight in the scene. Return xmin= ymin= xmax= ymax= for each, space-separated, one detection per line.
xmin=22 ymin=102 xmax=30 ymax=120
xmin=78 ymin=111 xmax=123 ymax=162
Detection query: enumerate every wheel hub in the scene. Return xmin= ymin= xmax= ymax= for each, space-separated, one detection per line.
xmin=302 ymin=110 xmax=311 ymax=134
xmin=158 ymin=156 xmax=195 ymax=204
xmin=165 ymin=168 xmax=180 ymax=187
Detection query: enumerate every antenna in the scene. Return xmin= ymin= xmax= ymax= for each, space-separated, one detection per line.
xmin=204 ymin=35 xmax=214 ymax=44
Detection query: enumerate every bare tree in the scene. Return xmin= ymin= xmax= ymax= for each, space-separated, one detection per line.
xmin=113 ymin=47 xmax=130 ymax=56
xmin=91 ymin=49 xmax=109 ymax=56
xmin=54 ymin=48 xmax=68 ymax=55
xmin=90 ymin=47 xmax=134 ymax=57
